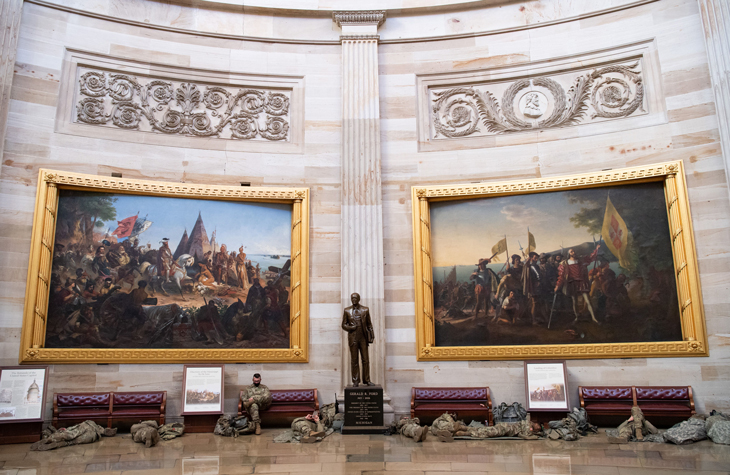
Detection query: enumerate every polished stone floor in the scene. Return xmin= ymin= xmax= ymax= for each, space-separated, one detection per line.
xmin=0 ymin=429 xmax=727 ymax=475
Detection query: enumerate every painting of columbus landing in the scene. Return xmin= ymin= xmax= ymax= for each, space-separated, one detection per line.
xmin=45 ymin=190 xmax=292 ymax=350
xmin=430 ymin=181 xmax=682 ymax=347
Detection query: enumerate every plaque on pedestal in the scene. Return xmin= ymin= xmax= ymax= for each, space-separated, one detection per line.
xmin=341 ymin=385 xmax=386 ymax=434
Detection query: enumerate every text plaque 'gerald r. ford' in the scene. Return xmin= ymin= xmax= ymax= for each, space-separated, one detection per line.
xmin=343 ymin=385 xmax=385 ymax=434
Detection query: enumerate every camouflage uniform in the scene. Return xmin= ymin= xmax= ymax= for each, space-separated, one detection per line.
xmin=30 ymin=421 xmax=117 ymax=451
xmin=242 ymin=383 xmax=272 ymax=423
xmin=546 ymin=408 xmax=597 ymax=441
xmin=458 ymin=419 xmax=539 ymax=440
xmin=131 ymin=420 xmax=160 ymax=447
xmin=291 ymin=416 xmax=325 ymax=439
xmin=664 ymin=416 xmax=707 ymax=445
xmin=430 ymin=413 xmax=467 ymax=441
xmin=608 ymin=406 xmax=658 ymax=443
xmin=158 ymin=422 xmax=185 ymax=440
xmin=394 ymin=416 xmax=428 ymax=441
xmin=706 ymin=411 xmax=730 ymax=445
xmin=214 ymin=415 xmax=255 ymax=437
xmin=273 ymin=404 xmax=337 ymax=444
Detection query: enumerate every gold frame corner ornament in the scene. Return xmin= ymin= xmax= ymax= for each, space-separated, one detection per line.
xmin=20 ymin=169 xmax=310 ymax=364
xmin=411 ymin=161 xmax=708 ymax=361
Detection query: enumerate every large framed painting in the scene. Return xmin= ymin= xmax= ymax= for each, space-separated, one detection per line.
xmin=412 ymin=161 xmax=707 ymax=360
xmin=20 ymin=169 xmax=309 ymax=364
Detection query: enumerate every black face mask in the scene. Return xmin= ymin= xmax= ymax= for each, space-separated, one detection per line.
xmin=254 ymin=382 xmax=260 ymax=387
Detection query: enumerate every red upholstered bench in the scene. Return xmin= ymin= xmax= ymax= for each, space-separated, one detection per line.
xmin=53 ymin=391 xmax=166 ymax=429
xmin=579 ymin=385 xmax=695 ymax=426
xmin=578 ymin=386 xmax=634 ymax=425
xmin=238 ymin=388 xmax=319 ymax=427
xmin=112 ymin=391 xmax=166 ymax=426
xmin=635 ymin=386 xmax=695 ymax=423
xmin=53 ymin=392 xmax=112 ymax=428
xmin=411 ymin=387 xmax=493 ymax=426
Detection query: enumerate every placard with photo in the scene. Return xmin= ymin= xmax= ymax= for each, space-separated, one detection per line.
xmin=182 ymin=365 xmax=224 ymax=415
xmin=524 ymin=360 xmax=569 ymax=412
xmin=0 ymin=367 xmax=49 ymax=423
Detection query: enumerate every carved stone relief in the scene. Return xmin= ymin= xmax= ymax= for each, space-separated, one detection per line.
xmin=74 ymin=68 xmax=291 ymax=141
xmin=431 ymin=60 xmax=645 ymax=138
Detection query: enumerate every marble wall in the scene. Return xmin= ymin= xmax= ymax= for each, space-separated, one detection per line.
xmin=1 ymin=0 xmax=728 ymax=422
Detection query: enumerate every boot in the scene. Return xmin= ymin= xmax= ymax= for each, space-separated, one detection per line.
xmin=310 ymin=431 xmax=325 ymax=438
xmin=413 ymin=427 xmax=424 ymax=441
xmin=420 ymin=426 xmax=429 ymax=442
xmin=255 ymin=422 xmax=261 ymax=435
xmin=435 ymin=430 xmax=453 ymax=442
xmin=301 ymin=436 xmax=316 ymax=443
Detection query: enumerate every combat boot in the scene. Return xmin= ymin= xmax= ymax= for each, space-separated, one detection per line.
xmin=420 ymin=426 xmax=429 ymax=442
xmin=255 ymin=422 xmax=261 ymax=435
xmin=435 ymin=430 xmax=453 ymax=442
xmin=310 ymin=431 xmax=325 ymax=438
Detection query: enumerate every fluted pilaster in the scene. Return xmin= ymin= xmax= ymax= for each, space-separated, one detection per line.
xmin=698 ymin=0 xmax=730 ymax=196
xmin=335 ymin=12 xmax=389 ymax=399
xmin=0 ymin=0 xmax=24 ymax=177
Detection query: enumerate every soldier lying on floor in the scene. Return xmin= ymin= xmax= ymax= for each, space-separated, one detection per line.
xmin=607 ymin=406 xmax=658 ymax=443
xmin=30 ymin=421 xmax=117 ymax=451
xmin=274 ymin=403 xmax=337 ymax=444
xmin=131 ymin=420 xmax=160 ymax=447
xmin=429 ymin=413 xmax=469 ymax=442
xmin=455 ymin=417 xmax=543 ymax=440
xmin=546 ymin=407 xmax=598 ymax=441
xmin=392 ymin=416 xmax=428 ymax=442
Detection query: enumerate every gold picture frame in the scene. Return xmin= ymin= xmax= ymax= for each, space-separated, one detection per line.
xmin=412 ymin=161 xmax=707 ymax=361
xmin=20 ymin=169 xmax=309 ymax=364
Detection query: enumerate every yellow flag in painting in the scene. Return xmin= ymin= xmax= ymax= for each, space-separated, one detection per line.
xmin=527 ymin=231 xmax=536 ymax=254
xmin=491 ymin=238 xmax=508 ymax=261
xmin=601 ymin=196 xmax=630 ymax=269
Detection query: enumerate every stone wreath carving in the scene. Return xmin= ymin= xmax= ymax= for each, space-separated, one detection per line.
xmin=76 ymin=71 xmax=290 ymax=141
xmin=432 ymin=61 xmax=643 ymax=138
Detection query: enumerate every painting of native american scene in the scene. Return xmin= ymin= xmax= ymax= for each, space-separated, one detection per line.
xmin=44 ymin=190 xmax=292 ymax=349
xmin=431 ymin=181 xmax=682 ymax=347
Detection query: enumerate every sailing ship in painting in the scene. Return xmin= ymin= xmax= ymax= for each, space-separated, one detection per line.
xmin=45 ymin=191 xmax=292 ymax=350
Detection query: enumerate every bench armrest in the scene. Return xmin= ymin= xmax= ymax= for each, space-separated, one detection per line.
xmin=410 ymin=387 xmax=415 ymax=418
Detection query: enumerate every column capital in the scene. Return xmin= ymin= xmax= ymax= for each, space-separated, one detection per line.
xmin=333 ymin=11 xmax=386 ymax=38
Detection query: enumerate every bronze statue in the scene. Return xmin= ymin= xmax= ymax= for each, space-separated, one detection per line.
xmin=342 ymin=293 xmax=375 ymax=387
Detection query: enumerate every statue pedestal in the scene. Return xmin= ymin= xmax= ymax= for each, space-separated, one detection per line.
xmin=341 ymin=385 xmax=387 ymax=434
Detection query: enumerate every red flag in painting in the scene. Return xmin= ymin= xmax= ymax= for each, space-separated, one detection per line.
xmin=112 ymin=215 xmax=137 ymax=239
xmin=609 ymin=215 xmax=623 ymax=250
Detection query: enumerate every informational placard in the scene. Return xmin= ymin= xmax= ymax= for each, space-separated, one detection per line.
xmin=0 ymin=367 xmax=48 ymax=423
xmin=524 ymin=360 xmax=570 ymax=411
xmin=342 ymin=385 xmax=385 ymax=434
xmin=181 ymin=365 xmax=224 ymax=415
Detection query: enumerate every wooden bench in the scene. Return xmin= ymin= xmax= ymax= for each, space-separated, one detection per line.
xmin=53 ymin=392 xmax=112 ymax=428
xmin=579 ymin=385 xmax=694 ymax=426
xmin=411 ymin=387 xmax=493 ymax=426
xmin=238 ymin=388 xmax=319 ymax=427
xmin=53 ymin=391 xmax=166 ymax=429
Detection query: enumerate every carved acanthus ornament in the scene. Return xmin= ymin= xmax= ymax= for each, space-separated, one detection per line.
xmin=75 ymin=69 xmax=291 ymax=141
xmin=431 ymin=60 xmax=644 ymax=138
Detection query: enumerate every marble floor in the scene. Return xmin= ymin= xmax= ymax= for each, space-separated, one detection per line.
xmin=0 ymin=429 xmax=727 ymax=475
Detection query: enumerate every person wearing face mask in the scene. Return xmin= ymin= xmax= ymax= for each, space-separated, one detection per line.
xmin=241 ymin=373 xmax=271 ymax=435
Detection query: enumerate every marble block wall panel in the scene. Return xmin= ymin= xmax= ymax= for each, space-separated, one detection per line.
xmin=380 ymin=0 xmax=730 ymax=415
xmin=0 ymin=2 xmax=342 ymax=423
